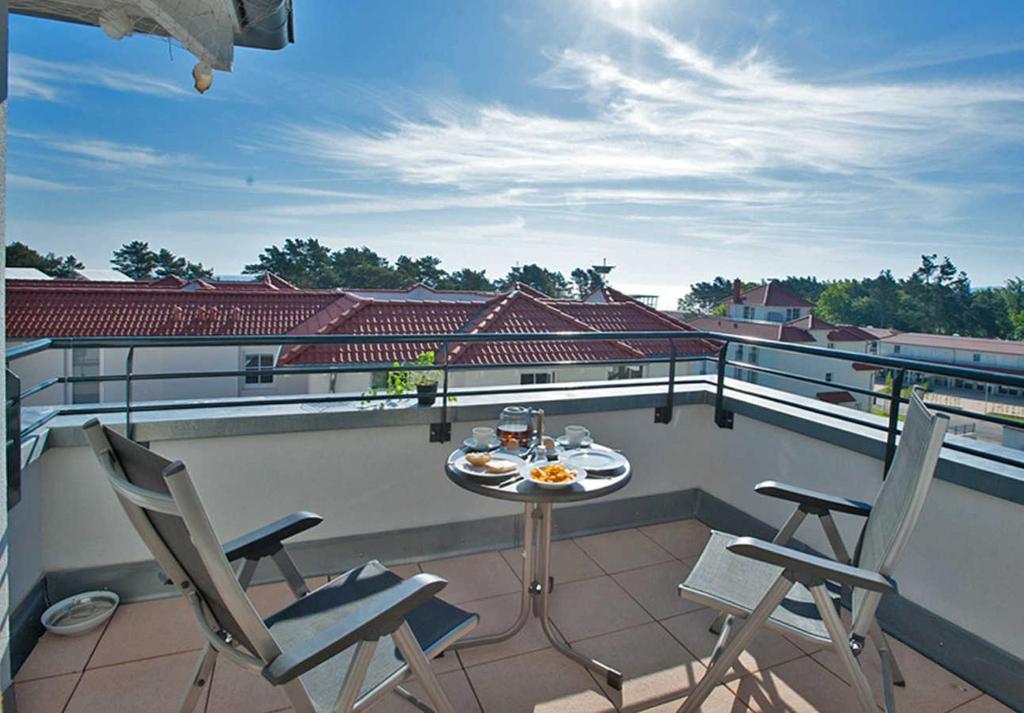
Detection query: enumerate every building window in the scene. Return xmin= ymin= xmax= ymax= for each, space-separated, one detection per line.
xmin=244 ymin=353 xmax=275 ymax=385
xmin=749 ymin=347 xmax=758 ymax=364
xmin=893 ymin=345 xmax=901 ymax=354
xmin=748 ymin=371 xmax=758 ymax=385
xmin=72 ymin=347 xmax=101 ymax=404
xmin=370 ymin=370 xmax=389 ymax=390
xmin=973 ymin=353 xmax=981 ymax=363
xmin=742 ymin=305 xmax=754 ymax=320
xmin=521 ymin=372 xmax=554 ymax=385
xmin=827 ymin=342 xmax=835 ymax=349
xmin=735 ymin=344 xmax=744 ymax=361
xmin=825 ymin=372 xmax=833 ymax=383
xmin=786 ymin=308 xmax=801 ymax=321
xmin=608 ymin=365 xmax=643 ymax=380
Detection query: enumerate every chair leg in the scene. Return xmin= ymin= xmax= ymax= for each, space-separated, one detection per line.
xmin=870 ymin=621 xmax=905 ymax=686
xmin=680 ymin=575 xmax=794 ymax=713
xmin=177 ymin=644 xmax=217 ymax=713
xmin=272 ymin=548 xmax=311 ymax=598
xmin=393 ymin=622 xmax=456 ymax=713
xmin=810 ymin=584 xmax=876 ymax=713
xmin=332 ymin=639 xmax=378 ymax=713
xmin=709 ymin=613 xmax=735 ymax=665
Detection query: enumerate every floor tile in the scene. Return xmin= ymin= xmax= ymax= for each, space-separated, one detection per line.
xmin=206 ymin=657 xmax=290 ymax=713
xmin=549 ymin=576 xmax=652 ymax=642
xmin=572 ymin=621 xmax=704 ymax=710
xmin=11 ymin=672 xmax=79 ymax=713
xmin=813 ymin=635 xmax=979 ymax=712
xmin=385 ymin=563 xmax=422 ymax=579
xmin=661 ymin=608 xmax=806 ymax=682
xmin=88 ymin=596 xmax=204 ymax=668
xmin=66 ymin=650 xmax=209 ymax=713
xmin=641 ymin=685 xmax=750 ymax=713
xmin=419 ymin=551 xmax=521 ymax=604
xmin=246 ymin=576 xmax=329 ymax=617
xmin=612 ymin=559 xmax=703 ymax=620
xmin=639 ymin=520 xmax=712 ymax=560
xmin=466 ymin=647 xmax=615 ymax=712
xmin=15 ymin=623 xmax=107 ymax=682
xmin=574 ymin=528 xmax=674 ymax=574
xmin=950 ymin=695 xmax=1018 ymax=712
xmin=728 ymin=656 xmax=866 ymax=713
xmin=501 ymin=539 xmax=605 ymax=584
xmin=371 ymin=669 xmax=482 ymax=713
xmin=456 ymin=591 xmax=554 ymax=668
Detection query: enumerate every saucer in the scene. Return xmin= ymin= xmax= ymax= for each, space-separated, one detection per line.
xmin=463 ymin=436 xmax=501 ymax=452
xmin=556 ymin=435 xmax=593 ymax=448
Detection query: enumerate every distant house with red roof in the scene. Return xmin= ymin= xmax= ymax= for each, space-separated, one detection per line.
xmin=5 ymin=275 xmax=716 ymax=406
xmin=687 ymin=312 xmax=877 ymax=411
xmin=721 ymin=279 xmax=814 ymax=323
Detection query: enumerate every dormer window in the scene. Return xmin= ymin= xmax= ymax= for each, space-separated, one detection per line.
xmin=742 ymin=305 xmax=754 ymax=320
xmin=786 ymin=308 xmax=801 ymax=321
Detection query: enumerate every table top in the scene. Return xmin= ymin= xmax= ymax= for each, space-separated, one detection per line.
xmin=445 ymin=444 xmax=631 ymax=504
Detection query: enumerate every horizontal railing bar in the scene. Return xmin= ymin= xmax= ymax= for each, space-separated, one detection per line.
xmin=5 ymin=338 xmax=53 ymax=361
xmin=8 ymin=331 xmax=1022 ymax=388
xmin=724 ymin=359 xmax=886 ymax=400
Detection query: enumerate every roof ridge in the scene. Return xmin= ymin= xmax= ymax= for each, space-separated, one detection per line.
xmin=278 ymin=296 xmax=369 ymax=364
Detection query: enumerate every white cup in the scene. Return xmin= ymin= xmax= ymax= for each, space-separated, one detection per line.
xmin=564 ymin=425 xmax=590 ymax=447
xmin=472 ymin=427 xmax=496 ymax=447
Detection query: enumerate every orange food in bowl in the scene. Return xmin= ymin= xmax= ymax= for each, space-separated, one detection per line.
xmin=530 ymin=463 xmax=576 ymax=483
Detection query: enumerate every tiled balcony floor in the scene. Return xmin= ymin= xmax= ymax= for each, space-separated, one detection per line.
xmin=12 ymin=520 xmax=1013 ymax=713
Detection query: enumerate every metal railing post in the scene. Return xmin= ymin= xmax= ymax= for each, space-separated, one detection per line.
xmin=125 ymin=347 xmax=136 ymax=442
xmin=6 ymin=369 xmax=23 ymax=509
xmin=883 ymin=368 xmax=906 ymax=476
xmin=430 ymin=343 xmax=452 ymax=443
xmin=714 ymin=344 xmax=734 ymax=429
xmin=655 ymin=338 xmax=676 ymax=424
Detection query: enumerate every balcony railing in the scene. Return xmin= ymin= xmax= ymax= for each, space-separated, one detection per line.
xmin=6 ymin=330 xmax=1024 ymax=508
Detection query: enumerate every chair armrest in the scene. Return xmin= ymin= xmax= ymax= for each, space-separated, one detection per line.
xmin=727 ymin=537 xmax=894 ymax=593
xmin=262 ymin=573 xmax=447 ymax=685
xmin=755 ymin=480 xmax=872 ymax=517
xmin=223 ymin=511 xmax=323 ymax=562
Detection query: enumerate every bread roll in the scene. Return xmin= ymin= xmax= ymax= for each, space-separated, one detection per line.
xmin=465 ymin=453 xmax=492 ymax=467
xmin=483 ymin=459 xmax=517 ymax=474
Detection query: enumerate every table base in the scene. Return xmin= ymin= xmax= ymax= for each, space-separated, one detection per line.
xmin=452 ymin=503 xmax=624 ymax=693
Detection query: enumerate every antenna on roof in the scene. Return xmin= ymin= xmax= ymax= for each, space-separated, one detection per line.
xmin=591 ymin=258 xmax=615 ymax=277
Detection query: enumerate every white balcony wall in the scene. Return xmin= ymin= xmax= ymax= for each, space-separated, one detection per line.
xmin=11 ymin=389 xmax=1022 ymax=659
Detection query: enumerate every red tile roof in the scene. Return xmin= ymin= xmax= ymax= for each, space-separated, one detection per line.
xmin=883 ymin=332 xmax=1024 ymax=356
xmin=725 ymin=282 xmax=814 ymax=308
xmin=6 ymin=285 xmax=338 ymax=338
xmin=687 ymin=317 xmax=816 ymax=343
xmin=554 ymin=301 xmax=715 ymax=356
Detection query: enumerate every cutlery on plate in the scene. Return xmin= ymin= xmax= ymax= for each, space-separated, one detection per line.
xmin=497 ymin=474 xmax=524 ymax=489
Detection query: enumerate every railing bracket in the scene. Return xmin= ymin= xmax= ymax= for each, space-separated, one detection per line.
xmin=654 ymin=406 xmax=673 ymax=424
xmin=715 ymin=409 xmax=734 ymax=429
xmin=429 ymin=421 xmax=452 ymax=443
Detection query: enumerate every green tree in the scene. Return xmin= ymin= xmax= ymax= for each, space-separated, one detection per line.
xmin=330 ymin=247 xmax=398 ymax=288
xmin=437 ymin=268 xmax=494 ymax=291
xmin=500 ymin=264 xmax=569 ymax=297
xmin=154 ymin=248 xmax=213 ymax=279
xmin=6 ymin=241 xmax=84 ymax=277
xmin=570 ymin=268 xmax=606 ymax=299
xmin=244 ymin=238 xmax=340 ymax=288
xmin=678 ymin=277 xmax=755 ymax=313
xmin=394 ymin=255 xmax=447 ymax=288
xmin=111 ymin=241 xmax=159 ymax=279
xmin=771 ymin=276 xmax=829 ymax=303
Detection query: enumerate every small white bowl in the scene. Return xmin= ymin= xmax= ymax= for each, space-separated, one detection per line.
xmin=42 ymin=591 xmax=120 ymax=636
xmin=523 ymin=460 xmax=583 ymax=490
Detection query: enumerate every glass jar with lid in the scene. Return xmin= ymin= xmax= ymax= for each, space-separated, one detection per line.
xmin=497 ymin=406 xmax=533 ymax=449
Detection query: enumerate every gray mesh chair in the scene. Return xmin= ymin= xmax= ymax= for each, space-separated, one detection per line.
xmin=83 ymin=419 xmax=477 ymax=713
xmin=677 ymin=390 xmax=948 ymax=713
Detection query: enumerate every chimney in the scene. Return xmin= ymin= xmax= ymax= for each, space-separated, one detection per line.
xmin=732 ymin=278 xmax=742 ymax=303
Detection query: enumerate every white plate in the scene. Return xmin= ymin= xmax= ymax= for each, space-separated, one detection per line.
xmin=563 ymin=449 xmax=626 ymax=474
xmin=462 ymin=436 xmax=501 ymax=451
xmin=453 ymin=452 xmax=526 ymax=481
xmin=556 ymin=435 xmax=594 ymax=448
xmin=522 ymin=460 xmax=584 ymax=490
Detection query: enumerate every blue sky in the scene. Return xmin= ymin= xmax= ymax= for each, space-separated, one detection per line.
xmin=7 ymin=0 xmax=1024 ymax=305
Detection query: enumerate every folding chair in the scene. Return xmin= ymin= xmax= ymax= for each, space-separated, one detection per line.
xmin=83 ymin=419 xmax=477 ymax=713
xmin=677 ymin=389 xmax=948 ymax=713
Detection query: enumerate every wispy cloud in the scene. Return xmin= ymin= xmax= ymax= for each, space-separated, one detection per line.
xmin=6 ymin=174 xmax=78 ymax=191
xmin=8 ymin=53 xmax=191 ymax=102
xmin=13 ymin=131 xmax=197 ymax=170
xmin=285 ymin=19 xmax=1024 ymax=201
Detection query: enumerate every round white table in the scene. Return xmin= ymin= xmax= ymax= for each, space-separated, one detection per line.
xmin=444 ymin=444 xmax=631 ymax=691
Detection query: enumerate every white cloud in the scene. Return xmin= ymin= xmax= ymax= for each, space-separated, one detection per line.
xmin=8 ymin=53 xmax=192 ymax=102
xmin=6 ymin=174 xmax=77 ymax=191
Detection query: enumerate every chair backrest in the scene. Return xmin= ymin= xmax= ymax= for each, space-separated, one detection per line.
xmin=851 ymin=389 xmax=948 ymax=635
xmin=83 ymin=420 xmax=278 ymax=663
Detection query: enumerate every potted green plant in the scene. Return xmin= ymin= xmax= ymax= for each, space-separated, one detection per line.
xmin=409 ymin=351 xmax=442 ymax=406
